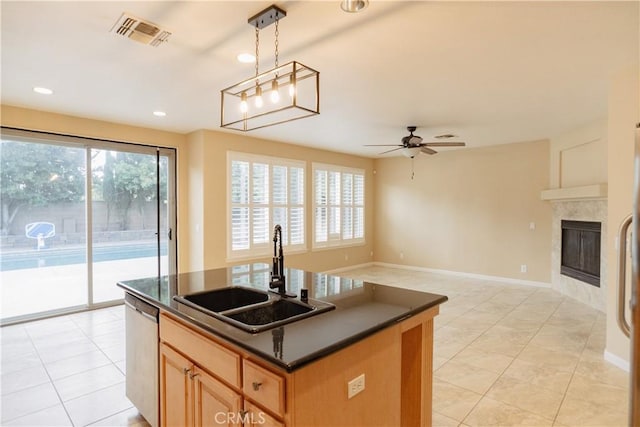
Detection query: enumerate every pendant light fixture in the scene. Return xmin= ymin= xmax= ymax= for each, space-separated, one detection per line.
xmin=221 ymin=5 xmax=320 ymax=132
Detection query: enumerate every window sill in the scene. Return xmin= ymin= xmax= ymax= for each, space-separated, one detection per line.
xmin=227 ymin=246 xmax=308 ymax=263
xmin=311 ymin=241 xmax=366 ymax=252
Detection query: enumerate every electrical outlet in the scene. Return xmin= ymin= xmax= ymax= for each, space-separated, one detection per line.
xmin=529 ymin=222 xmax=536 ymax=230
xmin=520 ymin=264 xmax=527 ymax=273
xmin=400 ymin=252 xmax=404 ymax=260
xmin=345 ymin=253 xmax=349 ymax=261
xmin=347 ymin=374 xmax=365 ymax=399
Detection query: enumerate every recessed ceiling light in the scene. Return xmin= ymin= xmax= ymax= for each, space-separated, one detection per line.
xmin=340 ymin=0 xmax=369 ymax=13
xmin=33 ymin=86 xmax=53 ymax=95
xmin=153 ymin=111 xmax=167 ymax=117
xmin=237 ymin=53 xmax=256 ymax=64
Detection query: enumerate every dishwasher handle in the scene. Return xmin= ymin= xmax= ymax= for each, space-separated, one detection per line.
xmin=125 ymin=293 xmax=159 ymax=323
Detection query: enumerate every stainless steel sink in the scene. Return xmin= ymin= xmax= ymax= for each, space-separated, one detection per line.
xmin=173 ymin=286 xmax=335 ymax=333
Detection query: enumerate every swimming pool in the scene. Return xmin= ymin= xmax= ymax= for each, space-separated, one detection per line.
xmin=0 ymin=243 xmax=168 ymax=271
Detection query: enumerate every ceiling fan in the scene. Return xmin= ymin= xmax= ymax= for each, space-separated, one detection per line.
xmin=365 ymin=126 xmax=466 ymax=158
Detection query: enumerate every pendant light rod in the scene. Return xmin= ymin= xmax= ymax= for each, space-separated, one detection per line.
xmin=248 ymin=5 xmax=286 ymax=29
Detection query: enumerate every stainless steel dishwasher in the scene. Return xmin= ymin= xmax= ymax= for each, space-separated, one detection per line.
xmin=125 ymin=293 xmax=159 ymax=427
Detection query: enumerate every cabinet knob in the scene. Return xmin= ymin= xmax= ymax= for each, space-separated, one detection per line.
xmin=182 ymin=367 xmax=191 ymax=375
xmin=189 ymin=372 xmax=200 ymax=380
xmin=252 ymin=381 xmax=262 ymax=391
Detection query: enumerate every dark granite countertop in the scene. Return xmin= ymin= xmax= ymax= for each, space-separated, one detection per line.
xmin=117 ymin=263 xmax=447 ymax=372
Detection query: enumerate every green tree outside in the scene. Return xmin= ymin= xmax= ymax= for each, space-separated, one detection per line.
xmin=1 ymin=141 xmax=164 ymax=235
xmin=0 ymin=140 xmax=85 ymax=235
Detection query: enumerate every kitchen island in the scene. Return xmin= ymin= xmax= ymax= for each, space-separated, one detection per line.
xmin=118 ymin=263 xmax=447 ymax=427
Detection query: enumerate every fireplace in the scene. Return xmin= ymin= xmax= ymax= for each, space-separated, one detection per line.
xmin=560 ymin=220 xmax=601 ymax=287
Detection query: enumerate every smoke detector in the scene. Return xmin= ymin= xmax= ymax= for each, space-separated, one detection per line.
xmin=110 ymin=12 xmax=171 ymax=47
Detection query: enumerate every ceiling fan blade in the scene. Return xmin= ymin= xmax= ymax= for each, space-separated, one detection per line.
xmin=380 ymin=147 xmax=404 ymax=155
xmin=420 ymin=147 xmax=438 ymax=155
xmin=364 ymin=144 xmax=404 ymax=147
xmin=422 ymin=142 xmax=466 ymax=147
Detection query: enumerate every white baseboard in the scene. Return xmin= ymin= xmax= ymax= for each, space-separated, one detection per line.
xmin=604 ymin=350 xmax=630 ymax=372
xmin=371 ymin=262 xmax=551 ymax=288
xmin=322 ymin=262 xmax=375 ymax=275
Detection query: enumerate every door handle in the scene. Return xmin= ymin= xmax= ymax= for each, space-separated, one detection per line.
xmin=617 ymin=214 xmax=633 ymax=338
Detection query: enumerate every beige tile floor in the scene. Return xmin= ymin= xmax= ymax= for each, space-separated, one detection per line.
xmin=342 ymin=266 xmax=629 ymax=427
xmin=1 ymin=305 xmax=148 ymax=426
xmin=0 ymin=265 xmax=630 ymax=426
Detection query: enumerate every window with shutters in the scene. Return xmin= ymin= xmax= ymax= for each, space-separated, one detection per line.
xmin=312 ymin=163 xmax=365 ymax=249
xmin=228 ymin=152 xmax=305 ymax=260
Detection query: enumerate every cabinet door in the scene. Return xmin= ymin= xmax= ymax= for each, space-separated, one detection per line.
xmin=193 ymin=367 xmax=242 ymax=427
xmin=160 ymin=343 xmax=193 ymax=427
xmin=244 ymin=401 xmax=284 ymax=427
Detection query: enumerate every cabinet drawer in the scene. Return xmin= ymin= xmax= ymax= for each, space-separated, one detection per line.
xmin=244 ymin=401 xmax=284 ymax=427
xmin=243 ymin=360 xmax=285 ymax=417
xmin=160 ymin=314 xmax=241 ymax=388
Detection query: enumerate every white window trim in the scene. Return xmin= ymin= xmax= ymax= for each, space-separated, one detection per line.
xmin=312 ymin=163 xmax=365 ymax=250
xmin=227 ymin=151 xmax=307 ymax=262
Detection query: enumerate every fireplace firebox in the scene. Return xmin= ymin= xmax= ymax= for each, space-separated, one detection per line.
xmin=560 ymin=220 xmax=601 ymax=287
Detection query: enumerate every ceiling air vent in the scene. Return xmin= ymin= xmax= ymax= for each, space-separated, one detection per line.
xmin=110 ymin=12 xmax=171 ymax=47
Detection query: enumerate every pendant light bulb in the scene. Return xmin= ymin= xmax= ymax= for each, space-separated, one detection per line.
xmin=270 ymin=80 xmax=280 ymax=103
xmin=255 ymin=85 xmax=263 ymax=108
xmin=240 ymin=92 xmax=248 ymax=113
xmin=288 ymin=75 xmax=295 ymax=97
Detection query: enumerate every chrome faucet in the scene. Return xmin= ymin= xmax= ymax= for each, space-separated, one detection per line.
xmin=270 ymin=225 xmax=295 ymax=297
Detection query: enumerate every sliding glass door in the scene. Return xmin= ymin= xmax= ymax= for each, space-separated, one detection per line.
xmin=90 ymin=147 xmax=173 ymax=303
xmin=0 ymin=129 xmax=176 ymax=323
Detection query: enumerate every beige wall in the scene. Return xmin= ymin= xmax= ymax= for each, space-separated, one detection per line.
xmin=187 ymin=129 xmax=375 ymax=273
xmin=549 ymin=118 xmax=608 ymax=189
xmin=1 ymin=105 xmax=375 ymax=274
xmin=605 ymin=66 xmax=639 ymax=364
xmin=373 ymin=140 xmax=552 ymax=283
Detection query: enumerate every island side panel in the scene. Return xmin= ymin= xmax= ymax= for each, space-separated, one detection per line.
xmin=400 ymin=306 xmax=438 ymax=427
xmin=289 ymin=325 xmax=402 ymax=426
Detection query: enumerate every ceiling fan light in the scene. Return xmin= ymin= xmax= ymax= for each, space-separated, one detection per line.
xmin=403 ymin=147 xmax=421 ymax=158
xmin=340 ymin=0 xmax=369 ymax=13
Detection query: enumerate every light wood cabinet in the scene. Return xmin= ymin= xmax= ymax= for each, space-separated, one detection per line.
xmin=159 ymin=306 xmax=437 ymax=427
xmin=160 ymin=342 xmax=242 ymax=427
xmin=160 ymin=343 xmax=192 ymax=427
xmin=193 ymin=366 xmax=242 ymax=427
xmin=244 ymin=401 xmax=284 ymax=427
xmin=243 ymin=360 xmax=285 ymax=418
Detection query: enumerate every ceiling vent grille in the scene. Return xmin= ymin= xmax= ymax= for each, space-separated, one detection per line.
xmin=110 ymin=12 xmax=171 ymax=47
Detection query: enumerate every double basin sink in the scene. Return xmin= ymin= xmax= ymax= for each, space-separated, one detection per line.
xmin=174 ymin=286 xmax=335 ymax=333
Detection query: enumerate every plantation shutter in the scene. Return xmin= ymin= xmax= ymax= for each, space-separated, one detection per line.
xmin=228 ymin=153 xmax=306 ymax=260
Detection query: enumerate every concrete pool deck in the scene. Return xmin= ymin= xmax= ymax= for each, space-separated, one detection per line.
xmin=1 ymin=256 xmax=168 ymax=320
